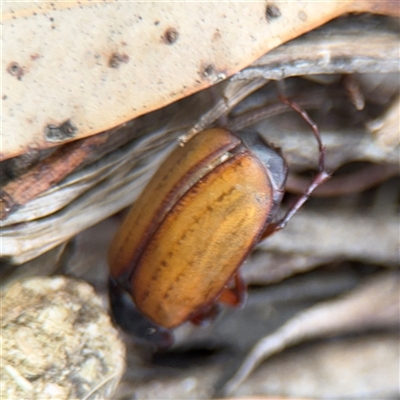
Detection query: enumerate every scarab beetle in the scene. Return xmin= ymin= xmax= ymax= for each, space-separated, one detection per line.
xmin=108 ymin=98 xmax=330 ymax=346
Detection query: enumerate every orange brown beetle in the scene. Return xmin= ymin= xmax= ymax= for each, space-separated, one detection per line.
xmin=108 ymin=97 xmax=330 ymax=346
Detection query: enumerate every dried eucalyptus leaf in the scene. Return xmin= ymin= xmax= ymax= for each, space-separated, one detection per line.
xmin=3 ymin=3 xmax=397 ymax=160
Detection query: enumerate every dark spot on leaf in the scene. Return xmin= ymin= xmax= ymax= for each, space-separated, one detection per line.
xmin=45 ymin=120 xmax=77 ymax=142
xmin=266 ymin=4 xmax=281 ymax=21
xmin=7 ymin=62 xmax=25 ymax=80
xmin=108 ymin=52 xmax=130 ymax=68
xmin=202 ymin=64 xmax=214 ymax=78
xmin=298 ymin=11 xmax=307 ymax=21
xmin=163 ymin=28 xmax=179 ymax=45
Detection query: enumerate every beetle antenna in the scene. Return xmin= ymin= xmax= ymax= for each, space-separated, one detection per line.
xmin=279 ymin=95 xmax=327 ymax=173
xmin=262 ymin=96 xmax=331 ymax=238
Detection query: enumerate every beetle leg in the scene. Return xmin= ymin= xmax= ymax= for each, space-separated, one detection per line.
xmin=261 ymin=96 xmax=331 ymax=240
xmin=218 ymin=273 xmax=247 ymax=306
xmin=189 ymin=304 xmax=221 ymax=326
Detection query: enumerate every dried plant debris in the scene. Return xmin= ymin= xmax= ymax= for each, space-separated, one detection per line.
xmin=368 ymin=95 xmax=400 ymax=148
xmin=0 ymin=242 xmax=69 ymax=290
xmin=0 ymin=132 xmax=112 ymax=220
xmin=223 ymin=272 xmax=400 ymax=395
xmin=1 ymin=277 xmax=125 ymax=400
xmin=227 ymin=333 xmax=400 ymax=399
xmin=122 ymin=334 xmax=399 ymax=399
